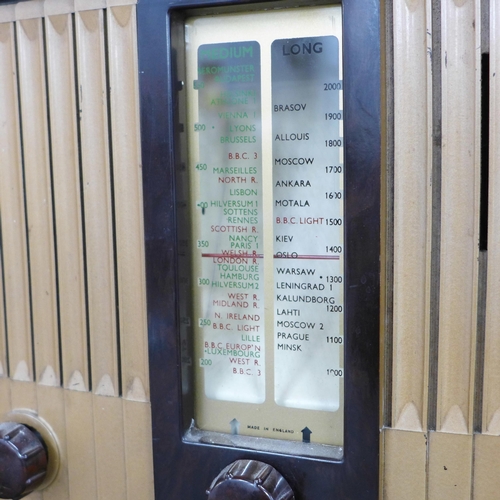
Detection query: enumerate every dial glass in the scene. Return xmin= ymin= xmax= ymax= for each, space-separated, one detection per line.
xmin=182 ymin=5 xmax=344 ymax=452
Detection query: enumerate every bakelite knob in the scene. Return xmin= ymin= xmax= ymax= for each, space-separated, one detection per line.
xmin=207 ymin=460 xmax=294 ymax=500
xmin=0 ymin=422 xmax=48 ymax=499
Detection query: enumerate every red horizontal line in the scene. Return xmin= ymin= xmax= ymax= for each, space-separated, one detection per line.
xmin=202 ymin=253 xmax=264 ymax=258
xmin=201 ymin=253 xmax=339 ymax=260
xmin=273 ymin=255 xmax=340 ymax=260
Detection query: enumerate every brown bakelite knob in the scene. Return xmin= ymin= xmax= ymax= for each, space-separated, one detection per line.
xmin=207 ymin=460 xmax=294 ymax=500
xmin=0 ymin=422 xmax=48 ymax=499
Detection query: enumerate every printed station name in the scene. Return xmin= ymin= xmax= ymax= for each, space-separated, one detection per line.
xmin=210 ymin=200 xmax=256 ymax=207
xmin=275 ymin=217 xmax=325 ymax=225
xmin=209 ymin=91 xmax=257 ymax=107
xmin=274 ymin=103 xmax=306 ymax=112
xmin=276 ymin=295 xmax=336 ymax=304
xmin=210 ymin=225 xmax=258 ymax=233
xmin=198 ymin=64 xmax=254 ymax=75
xmin=211 ymin=281 xmax=259 ymax=290
xmin=227 ymin=235 xmax=258 ymax=250
xmin=275 ymin=180 xmax=311 ymax=187
xmin=275 ymin=157 xmax=314 ymax=165
xmin=204 ymin=343 xmax=261 ymax=358
xmin=276 ymin=282 xmax=325 ymax=290
xmin=275 ymin=199 xmax=310 ymax=207
xmin=218 ymin=176 xmax=257 ymax=184
xmin=211 ymin=253 xmax=259 ymax=261
xmin=213 ymin=167 xmax=257 ymax=174
xmin=276 ymin=268 xmax=315 ymax=275
xmin=212 ymin=301 xmax=259 ymax=312
xmin=275 ymin=133 xmax=309 ymax=141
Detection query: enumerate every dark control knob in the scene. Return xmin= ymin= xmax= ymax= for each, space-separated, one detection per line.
xmin=0 ymin=422 xmax=48 ymax=499
xmin=207 ymin=459 xmax=294 ymax=500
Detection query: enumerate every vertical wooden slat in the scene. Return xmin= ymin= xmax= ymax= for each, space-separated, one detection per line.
xmin=0 ymin=378 xmax=11 ymax=416
xmin=10 ymin=380 xmax=37 ymax=413
xmin=436 ymin=0 xmax=479 ymax=435
xmin=75 ymin=0 xmax=107 ymax=12
xmin=0 ymin=22 xmax=32 ymax=381
xmin=107 ymin=5 xmax=149 ymax=401
xmin=123 ymin=399 xmax=154 ymax=500
xmin=428 ymin=432 xmax=472 ymax=499
xmin=473 ymin=434 xmax=500 ymax=500
xmin=482 ymin=0 xmax=500 ymax=435
xmin=65 ymin=389 xmax=97 ymax=499
xmin=93 ymin=395 xmax=127 ymax=499
xmin=37 ymin=385 xmax=70 ymax=500
xmin=473 ymin=434 xmax=500 ymax=499
xmin=76 ymin=9 xmax=118 ymax=395
xmin=44 ymin=0 xmax=76 ymax=17
xmin=0 ymin=238 xmax=6 ymax=377
xmin=17 ymin=18 xmax=60 ymax=386
xmin=0 ymin=5 xmax=15 ymax=24
xmin=108 ymin=0 xmax=139 ymax=6
xmin=392 ymin=0 xmax=431 ymax=432
xmin=107 ymin=7 xmax=154 ymax=498
xmin=427 ymin=1 xmax=480 ymax=498
xmin=15 ymin=2 xmax=43 ymax=22
xmin=383 ymin=429 xmax=427 ymax=500
xmin=45 ymin=14 xmax=89 ymax=391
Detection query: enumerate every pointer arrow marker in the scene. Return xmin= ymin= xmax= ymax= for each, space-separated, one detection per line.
xmin=301 ymin=427 xmax=312 ymax=443
xmin=230 ymin=418 xmax=240 ymax=435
